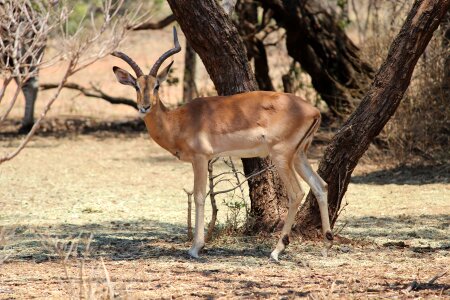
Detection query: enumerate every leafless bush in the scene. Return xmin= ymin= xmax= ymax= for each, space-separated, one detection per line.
xmin=187 ymin=158 xmax=273 ymax=241
xmin=0 ymin=0 xmax=134 ymax=164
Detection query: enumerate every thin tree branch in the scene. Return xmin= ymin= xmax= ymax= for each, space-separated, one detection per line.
xmin=0 ymin=62 xmax=74 ymax=164
xmin=128 ymin=14 xmax=175 ymax=31
xmin=0 ymin=82 xmax=22 ymax=123
xmin=206 ymin=160 xmax=218 ymax=242
xmin=183 ymin=188 xmax=194 ymax=240
xmin=39 ymin=82 xmax=137 ymax=109
xmin=0 ymin=77 xmax=13 ymax=105
xmin=211 ymin=164 xmax=274 ymax=196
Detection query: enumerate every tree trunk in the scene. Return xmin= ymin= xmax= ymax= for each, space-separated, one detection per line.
xmin=167 ymin=0 xmax=288 ymax=232
xmin=182 ymin=41 xmax=197 ymax=102
xmin=259 ymin=0 xmax=375 ymax=117
xmin=442 ymin=10 xmax=450 ymax=95
xmin=294 ymin=0 xmax=450 ymax=237
xmin=235 ymin=0 xmax=275 ymax=91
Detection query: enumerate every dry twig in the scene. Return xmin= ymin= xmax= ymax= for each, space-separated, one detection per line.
xmin=183 ymin=188 xmax=194 ymax=240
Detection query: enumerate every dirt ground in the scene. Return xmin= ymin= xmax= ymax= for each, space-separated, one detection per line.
xmin=0 ymin=119 xmax=449 ymax=299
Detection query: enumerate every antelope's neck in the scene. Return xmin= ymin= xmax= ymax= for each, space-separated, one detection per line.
xmin=143 ymin=102 xmax=178 ymax=155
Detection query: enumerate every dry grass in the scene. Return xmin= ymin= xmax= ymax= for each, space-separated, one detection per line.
xmin=0 ymin=130 xmax=449 ymax=299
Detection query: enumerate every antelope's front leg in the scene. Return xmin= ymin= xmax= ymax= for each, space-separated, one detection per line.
xmin=188 ymin=156 xmax=208 ymax=258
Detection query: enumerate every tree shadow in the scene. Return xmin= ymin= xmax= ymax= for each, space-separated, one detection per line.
xmin=351 ymin=164 xmax=449 ymax=185
xmin=7 ymin=219 xmax=271 ymax=263
xmin=339 ymin=214 xmax=450 ymax=251
xmin=0 ymin=118 xmax=146 ymax=140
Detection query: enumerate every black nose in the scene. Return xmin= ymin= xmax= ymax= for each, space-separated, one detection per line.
xmin=143 ymin=105 xmax=150 ymax=110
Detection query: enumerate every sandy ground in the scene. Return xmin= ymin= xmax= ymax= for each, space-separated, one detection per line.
xmin=0 ymin=127 xmax=449 ymax=299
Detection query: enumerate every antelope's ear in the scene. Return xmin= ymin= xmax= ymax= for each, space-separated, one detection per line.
xmin=113 ymin=66 xmax=136 ymax=87
xmin=156 ymin=61 xmax=174 ymax=85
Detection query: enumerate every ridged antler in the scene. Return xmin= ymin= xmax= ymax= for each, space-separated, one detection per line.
xmin=111 ymin=51 xmax=144 ymax=77
xmin=149 ymin=26 xmax=181 ymax=76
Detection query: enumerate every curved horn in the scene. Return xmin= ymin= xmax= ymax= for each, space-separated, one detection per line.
xmin=149 ymin=26 xmax=181 ymax=76
xmin=111 ymin=51 xmax=144 ymax=77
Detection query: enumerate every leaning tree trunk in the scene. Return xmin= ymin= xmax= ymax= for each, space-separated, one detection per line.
xmin=294 ymin=0 xmax=450 ymax=237
xmin=167 ymin=0 xmax=289 ymax=232
xmin=259 ymin=0 xmax=375 ymax=117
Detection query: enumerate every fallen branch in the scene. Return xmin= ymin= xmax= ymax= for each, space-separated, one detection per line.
xmin=427 ymin=270 xmax=448 ymax=285
xmin=40 ymin=82 xmax=137 ymax=110
xmin=404 ymin=270 xmax=448 ymax=293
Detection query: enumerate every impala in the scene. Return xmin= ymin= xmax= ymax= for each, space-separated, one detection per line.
xmin=112 ymin=27 xmax=333 ymax=261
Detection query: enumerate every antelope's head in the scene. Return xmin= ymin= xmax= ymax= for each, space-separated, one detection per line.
xmin=112 ymin=27 xmax=181 ymax=117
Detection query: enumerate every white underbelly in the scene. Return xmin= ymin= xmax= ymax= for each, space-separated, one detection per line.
xmin=213 ymin=145 xmax=269 ymax=159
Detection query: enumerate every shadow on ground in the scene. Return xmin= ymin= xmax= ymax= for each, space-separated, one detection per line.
xmin=351 ymin=164 xmax=449 ymax=185
xmin=6 ymin=220 xmax=272 ymax=263
xmin=6 ymin=213 xmax=449 ymax=263
xmin=0 ymin=118 xmax=146 ymax=139
xmin=339 ymin=214 xmax=450 ymax=251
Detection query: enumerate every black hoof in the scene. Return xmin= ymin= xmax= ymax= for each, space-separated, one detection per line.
xmin=325 ymin=230 xmax=334 ymax=241
xmin=18 ymin=124 xmax=33 ymax=135
xmin=282 ymin=234 xmax=290 ymax=246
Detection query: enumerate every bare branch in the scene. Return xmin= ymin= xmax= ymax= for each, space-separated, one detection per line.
xmin=0 ymin=77 xmax=13 ymax=105
xmin=128 ymin=14 xmax=176 ymax=31
xmin=228 ymin=158 xmax=248 ymax=215
xmin=0 ymin=82 xmax=22 ymax=123
xmin=0 ymin=61 xmax=74 ymax=164
xmin=39 ymin=82 xmax=137 ymax=109
xmin=0 ymin=0 xmax=130 ymax=164
xmin=183 ymin=188 xmax=194 ymax=240
xmin=206 ymin=160 xmax=218 ymax=242
xmin=211 ymin=163 xmax=274 ymax=196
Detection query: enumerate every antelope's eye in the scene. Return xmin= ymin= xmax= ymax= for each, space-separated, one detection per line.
xmin=154 ymin=83 xmax=160 ymax=91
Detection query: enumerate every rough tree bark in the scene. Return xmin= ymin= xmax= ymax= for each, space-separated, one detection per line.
xmin=442 ymin=10 xmax=450 ymax=96
xmin=235 ymin=0 xmax=275 ymax=91
xmin=294 ymin=0 xmax=450 ymax=237
xmin=167 ymin=0 xmax=288 ymax=232
xmin=182 ymin=41 xmax=197 ymax=102
xmin=259 ymin=0 xmax=375 ymax=117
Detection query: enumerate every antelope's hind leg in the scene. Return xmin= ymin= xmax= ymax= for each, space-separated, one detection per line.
xmin=270 ymin=153 xmax=305 ymax=261
xmin=294 ymin=151 xmax=333 ymax=254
